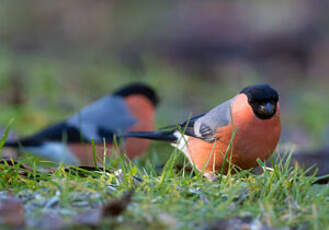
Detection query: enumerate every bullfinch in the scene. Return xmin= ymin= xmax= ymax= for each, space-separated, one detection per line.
xmin=123 ymin=84 xmax=281 ymax=178
xmin=4 ymin=83 xmax=159 ymax=166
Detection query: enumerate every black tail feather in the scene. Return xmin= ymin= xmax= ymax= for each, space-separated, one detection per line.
xmin=3 ymin=140 xmax=19 ymax=147
xmin=122 ymin=131 xmax=177 ymax=142
xmin=4 ymin=138 xmax=43 ymax=148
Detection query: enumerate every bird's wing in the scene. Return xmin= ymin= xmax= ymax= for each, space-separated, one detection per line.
xmin=178 ymin=97 xmax=235 ymax=142
xmin=159 ymin=113 xmax=206 ymax=131
xmin=121 ymin=113 xmax=207 ymax=143
xmin=67 ymin=95 xmax=136 ymax=142
xmin=6 ymin=95 xmax=136 ymax=147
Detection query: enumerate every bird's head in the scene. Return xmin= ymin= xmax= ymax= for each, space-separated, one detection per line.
xmin=240 ymin=84 xmax=279 ymax=120
xmin=113 ymin=83 xmax=159 ymax=107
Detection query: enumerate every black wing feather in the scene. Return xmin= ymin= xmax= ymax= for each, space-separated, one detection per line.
xmin=160 ymin=113 xmax=216 ymax=142
xmin=159 ymin=113 xmax=206 ymax=136
xmin=97 ymin=127 xmax=115 ymax=143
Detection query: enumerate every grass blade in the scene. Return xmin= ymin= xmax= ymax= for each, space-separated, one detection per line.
xmin=0 ymin=118 xmax=15 ymax=158
xmin=91 ymin=138 xmax=98 ymax=169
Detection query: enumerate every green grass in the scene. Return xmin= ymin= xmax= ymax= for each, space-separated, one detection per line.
xmin=0 ymin=142 xmax=328 ymax=229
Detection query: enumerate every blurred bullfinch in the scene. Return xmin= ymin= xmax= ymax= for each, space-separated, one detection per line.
xmin=4 ymin=83 xmax=159 ymax=166
xmin=123 ymin=84 xmax=281 ymax=178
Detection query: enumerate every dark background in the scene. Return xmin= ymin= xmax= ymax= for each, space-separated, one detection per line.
xmin=0 ymin=0 xmax=328 ymax=155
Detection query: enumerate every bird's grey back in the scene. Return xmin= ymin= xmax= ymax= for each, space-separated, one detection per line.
xmin=67 ymin=95 xmax=136 ymax=141
xmin=194 ymin=97 xmax=235 ymax=137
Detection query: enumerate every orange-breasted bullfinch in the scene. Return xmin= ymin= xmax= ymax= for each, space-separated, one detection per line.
xmin=4 ymin=83 xmax=159 ymax=166
xmin=123 ymin=84 xmax=281 ymax=178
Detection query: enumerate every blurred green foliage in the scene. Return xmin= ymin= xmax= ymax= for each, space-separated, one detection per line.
xmin=1 ymin=0 xmax=329 ymax=148
xmin=0 ymin=48 xmax=329 ymax=148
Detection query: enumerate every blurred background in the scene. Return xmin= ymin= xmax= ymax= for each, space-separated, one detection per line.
xmin=0 ymin=0 xmax=328 ymax=158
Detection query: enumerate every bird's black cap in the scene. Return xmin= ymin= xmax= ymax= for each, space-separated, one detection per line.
xmin=113 ymin=83 xmax=160 ymax=107
xmin=240 ymin=84 xmax=279 ymax=103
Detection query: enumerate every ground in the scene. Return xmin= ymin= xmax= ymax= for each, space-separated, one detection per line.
xmin=0 ymin=148 xmax=328 ymax=229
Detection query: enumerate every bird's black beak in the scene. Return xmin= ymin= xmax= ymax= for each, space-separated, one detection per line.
xmin=260 ymin=102 xmax=275 ymax=115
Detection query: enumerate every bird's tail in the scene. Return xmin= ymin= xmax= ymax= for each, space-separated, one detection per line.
xmin=2 ymin=141 xmax=19 ymax=147
xmin=3 ymin=140 xmax=79 ymax=165
xmin=122 ymin=131 xmax=177 ymax=143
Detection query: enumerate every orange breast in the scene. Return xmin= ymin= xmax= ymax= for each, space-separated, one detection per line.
xmin=123 ymin=95 xmax=155 ymax=159
xmin=187 ymin=94 xmax=281 ymax=173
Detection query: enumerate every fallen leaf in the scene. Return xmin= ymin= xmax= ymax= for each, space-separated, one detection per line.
xmin=73 ymin=190 xmax=134 ymax=227
xmin=103 ymin=190 xmax=134 ymax=217
xmin=0 ymin=195 xmax=25 ymax=227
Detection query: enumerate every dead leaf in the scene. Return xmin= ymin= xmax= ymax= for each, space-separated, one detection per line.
xmin=73 ymin=190 xmax=134 ymax=227
xmin=103 ymin=190 xmax=134 ymax=217
xmin=0 ymin=195 xmax=25 ymax=227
